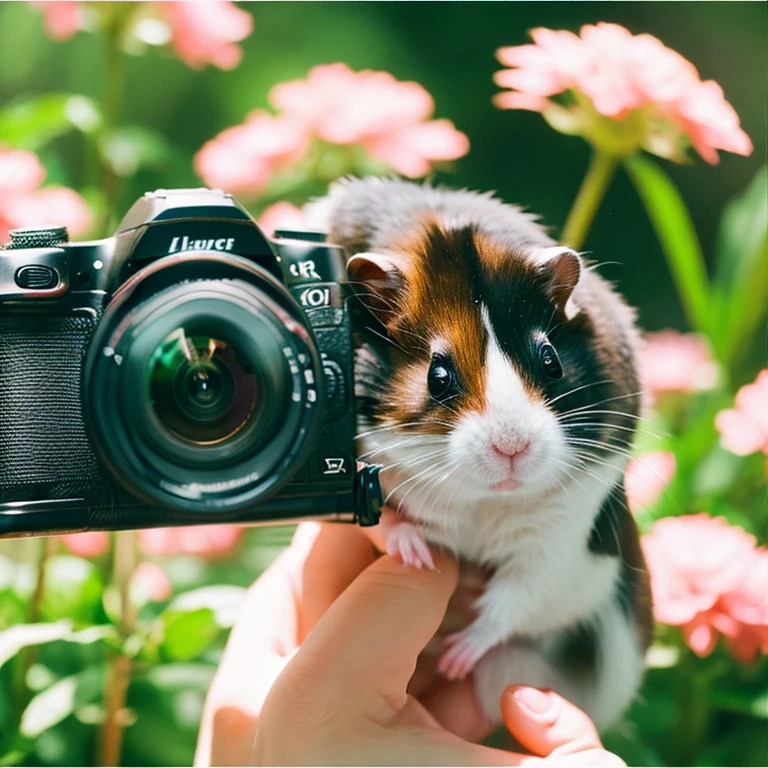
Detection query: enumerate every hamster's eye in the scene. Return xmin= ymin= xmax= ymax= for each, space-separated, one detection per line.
xmin=539 ymin=342 xmax=563 ymax=380
xmin=428 ymin=354 xmax=459 ymax=402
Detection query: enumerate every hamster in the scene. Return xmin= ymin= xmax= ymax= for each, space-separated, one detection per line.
xmin=308 ymin=177 xmax=653 ymax=731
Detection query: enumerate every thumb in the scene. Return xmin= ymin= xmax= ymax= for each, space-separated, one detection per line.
xmin=289 ymin=549 xmax=459 ymax=717
xmin=501 ymin=686 xmax=614 ymax=760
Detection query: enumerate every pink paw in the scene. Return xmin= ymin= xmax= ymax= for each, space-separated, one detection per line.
xmin=437 ymin=628 xmax=492 ymax=680
xmin=386 ymin=522 xmax=435 ymax=570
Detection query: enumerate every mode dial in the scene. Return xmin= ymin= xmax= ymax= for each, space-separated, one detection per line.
xmin=7 ymin=226 xmax=69 ymax=250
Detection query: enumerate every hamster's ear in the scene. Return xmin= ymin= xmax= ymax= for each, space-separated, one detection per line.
xmin=347 ymin=252 xmax=407 ymax=324
xmin=533 ymin=246 xmax=582 ymax=319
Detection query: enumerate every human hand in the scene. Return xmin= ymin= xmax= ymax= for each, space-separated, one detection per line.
xmin=195 ymin=519 xmax=624 ymax=766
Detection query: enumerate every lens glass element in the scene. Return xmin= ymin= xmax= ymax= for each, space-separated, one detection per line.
xmin=149 ymin=328 xmax=259 ymax=444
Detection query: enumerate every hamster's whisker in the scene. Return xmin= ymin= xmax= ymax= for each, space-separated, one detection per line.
xmin=559 ymin=409 xmax=647 ymax=422
xmin=562 ymin=412 xmax=671 ymax=439
xmin=575 ymin=445 xmax=683 ymax=515
xmin=566 ymin=437 xmax=635 ymax=457
xmin=377 ymin=448 xmax=454 ymax=477
xmin=548 ymin=456 xmax=588 ymax=496
xmin=546 ymin=379 xmax=615 ymax=407
xmin=557 ymin=390 xmax=646 ymax=418
xmin=356 ymin=420 xmax=455 ymax=439
xmin=567 ymin=452 xmax=621 ymax=491
xmin=419 ymin=456 xmax=464 ymax=517
xmin=357 ymin=436 xmax=446 ymax=461
xmin=383 ymin=456 xmax=455 ymax=507
xmin=585 ymin=260 xmax=623 ymax=272
xmin=405 ymin=456 xmax=464 ymax=520
xmin=564 ymin=421 xmax=667 ymax=442
xmin=567 ymin=435 xmax=636 ymax=451
xmin=391 ymin=459 xmax=459 ymax=515
xmin=545 ymin=458 xmax=578 ymax=503
xmin=365 ymin=326 xmax=409 ymax=354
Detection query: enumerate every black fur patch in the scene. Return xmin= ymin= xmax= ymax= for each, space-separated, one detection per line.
xmin=588 ymin=486 xmax=654 ymax=648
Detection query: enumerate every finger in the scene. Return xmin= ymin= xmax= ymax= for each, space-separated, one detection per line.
xmin=292 ymin=549 xmax=459 ymax=717
xmin=501 ymin=686 xmax=604 ymax=757
xmin=420 ymin=677 xmax=495 ymax=743
xmin=293 ymin=522 xmax=378 ymax=642
xmin=195 ymin=542 xmax=309 ymax=768
xmin=359 ymin=504 xmax=398 ymax=553
xmin=226 ymin=544 xmax=303 ymax=657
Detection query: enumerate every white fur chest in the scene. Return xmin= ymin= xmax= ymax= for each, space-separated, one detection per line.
xmin=365 ymin=433 xmax=625 ymax=638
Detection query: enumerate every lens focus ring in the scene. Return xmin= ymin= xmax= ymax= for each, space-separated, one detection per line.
xmin=84 ymin=253 xmax=324 ymax=516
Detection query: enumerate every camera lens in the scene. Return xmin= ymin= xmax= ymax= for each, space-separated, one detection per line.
xmin=149 ymin=331 xmax=259 ymax=444
xmin=84 ymin=252 xmax=325 ymax=515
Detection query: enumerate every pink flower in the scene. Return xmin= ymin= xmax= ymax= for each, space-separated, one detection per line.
xmin=0 ymin=145 xmax=91 ymax=243
xmin=624 ymin=451 xmax=676 ymax=513
xmin=160 ymin=1 xmax=253 ymax=71
xmin=138 ymin=524 xmax=243 ymax=559
xmin=60 ymin=531 xmax=110 ymax=558
xmin=715 ymin=369 xmax=768 ymax=457
xmin=638 ymin=330 xmax=719 ymax=397
xmin=366 ymin=119 xmax=470 ymax=178
xmin=675 ymin=80 xmax=754 ymax=165
xmin=270 ymin=64 xmax=432 ymax=145
xmin=194 ymin=111 xmax=310 ymax=197
xmin=257 ymin=202 xmax=307 ymax=237
xmin=269 ymin=63 xmax=469 ymax=177
xmin=642 ymin=514 xmax=767 ymax=661
xmin=131 ymin=561 xmax=172 ymax=602
xmin=720 ymin=551 xmax=768 ymax=662
xmin=494 ymin=23 xmax=753 ymax=164
xmin=33 ymin=1 xmax=253 ymax=71
xmin=32 ymin=1 xmax=84 ymax=41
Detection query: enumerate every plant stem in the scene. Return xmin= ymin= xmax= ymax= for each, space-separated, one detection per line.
xmin=561 ymin=149 xmax=619 ymax=250
xmin=97 ymin=531 xmax=136 ymax=767
xmin=675 ymin=651 xmax=710 ymax=765
xmin=98 ymin=21 xmax=124 ymax=235
xmin=14 ymin=538 xmax=55 ymax=705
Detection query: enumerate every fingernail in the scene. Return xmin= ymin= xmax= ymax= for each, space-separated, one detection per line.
xmin=512 ymin=687 xmax=557 ymax=720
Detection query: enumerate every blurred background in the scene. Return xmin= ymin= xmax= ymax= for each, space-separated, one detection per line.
xmin=0 ymin=2 xmax=765 ymax=767
xmin=0 ymin=1 xmax=764 ymax=335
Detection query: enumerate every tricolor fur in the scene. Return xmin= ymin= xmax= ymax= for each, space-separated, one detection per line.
xmin=311 ymin=177 xmax=653 ymax=729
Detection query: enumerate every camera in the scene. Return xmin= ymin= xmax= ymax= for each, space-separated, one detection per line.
xmin=0 ymin=188 xmax=382 ymax=538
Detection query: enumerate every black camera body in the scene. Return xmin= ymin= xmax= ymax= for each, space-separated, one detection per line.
xmin=0 ymin=188 xmax=382 ymax=538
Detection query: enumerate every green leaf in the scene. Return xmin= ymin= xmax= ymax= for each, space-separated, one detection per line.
xmin=169 ymin=585 xmax=246 ymax=629
xmin=98 ymin=125 xmax=175 ymax=178
xmin=19 ymin=665 xmax=105 ymax=738
xmin=713 ymin=166 xmax=768 ymax=362
xmin=151 ymin=608 xmax=220 ymax=663
xmin=124 ymin=666 xmax=212 ymax=767
xmin=707 ymin=679 xmax=768 ymax=719
xmin=0 ymin=622 xmax=115 ymax=671
xmin=0 ymin=622 xmax=72 ymax=671
xmin=624 ymin=155 xmax=712 ymax=339
xmin=0 ymin=588 xmax=28 ymax=631
xmin=39 ymin=556 xmax=105 ymax=625
xmin=0 ymin=93 xmax=101 ymax=151
xmin=715 ymin=165 xmax=768 ymax=287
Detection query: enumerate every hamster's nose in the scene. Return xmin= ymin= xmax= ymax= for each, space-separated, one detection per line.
xmin=492 ymin=440 xmax=530 ymax=462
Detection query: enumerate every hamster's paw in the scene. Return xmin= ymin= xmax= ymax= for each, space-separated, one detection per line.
xmin=386 ymin=522 xmax=435 ymax=570
xmin=437 ymin=625 xmax=496 ymax=681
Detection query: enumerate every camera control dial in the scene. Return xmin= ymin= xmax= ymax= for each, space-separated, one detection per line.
xmin=6 ymin=226 xmax=69 ymax=249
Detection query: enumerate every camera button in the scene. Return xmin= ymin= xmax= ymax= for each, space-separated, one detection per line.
xmin=7 ymin=226 xmax=68 ymax=249
xmin=14 ymin=264 xmax=60 ymax=290
xmin=322 ymin=360 xmax=346 ymax=419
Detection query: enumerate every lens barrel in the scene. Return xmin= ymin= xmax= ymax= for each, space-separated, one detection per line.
xmin=84 ymin=252 xmax=324 ymax=515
